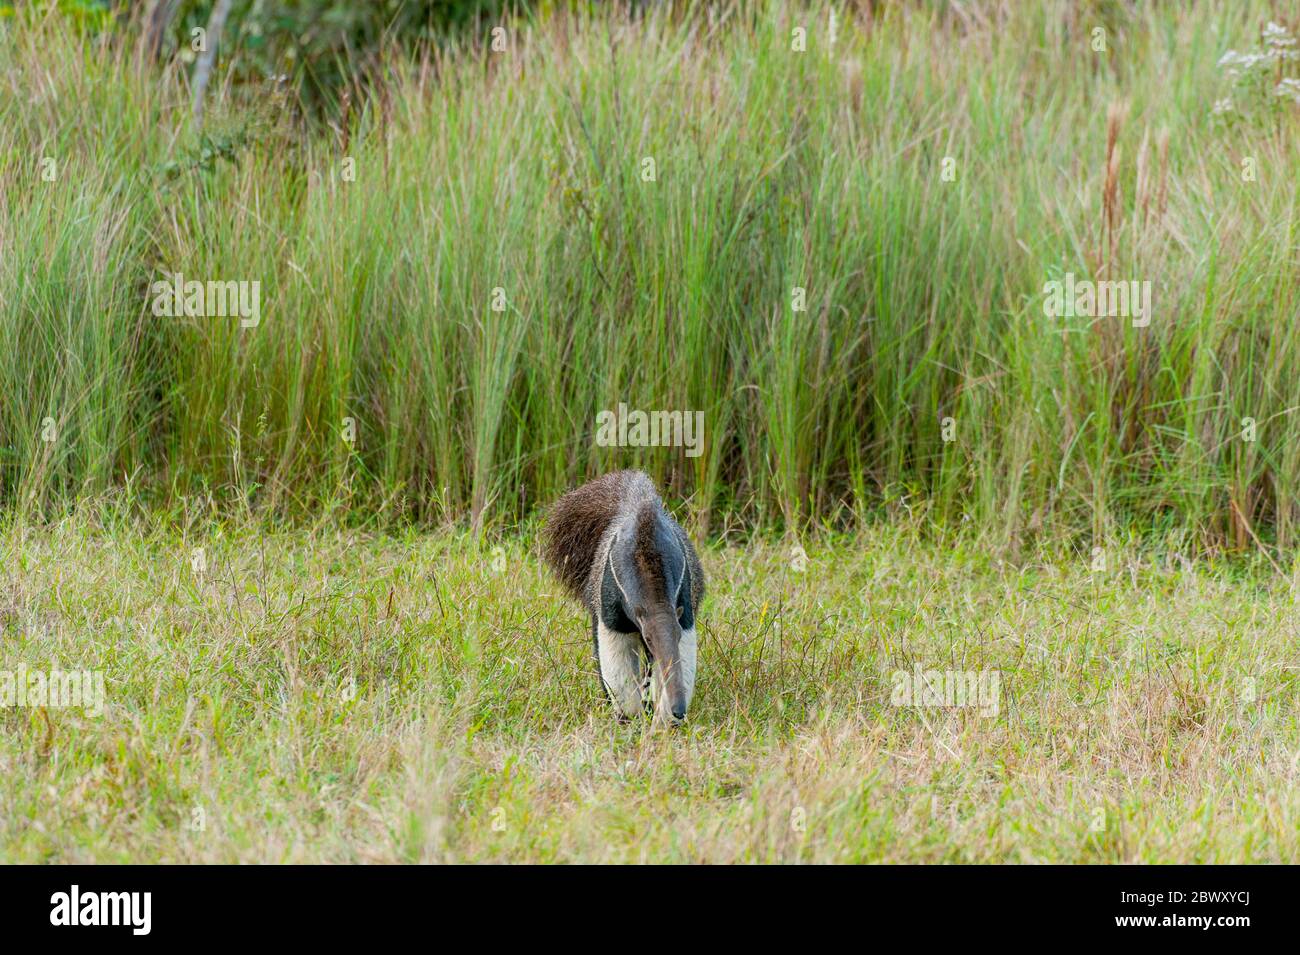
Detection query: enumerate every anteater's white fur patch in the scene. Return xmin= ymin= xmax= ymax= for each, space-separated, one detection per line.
xmin=597 ymin=620 xmax=646 ymax=718
xmin=678 ymin=626 xmax=697 ymax=709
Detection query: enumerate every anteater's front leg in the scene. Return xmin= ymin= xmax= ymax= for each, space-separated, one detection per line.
xmin=594 ymin=615 xmax=646 ymax=720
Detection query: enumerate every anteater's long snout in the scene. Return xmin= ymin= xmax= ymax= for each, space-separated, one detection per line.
xmin=640 ymin=610 xmax=688 ymax=726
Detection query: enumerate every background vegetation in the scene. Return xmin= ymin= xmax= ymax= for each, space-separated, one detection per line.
xmin=2 ymin=1 xmax=1299 ymax=558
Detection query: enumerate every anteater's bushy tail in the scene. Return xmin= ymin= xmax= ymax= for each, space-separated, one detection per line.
xmin=542 ymin=470 xmax=650 ymax=603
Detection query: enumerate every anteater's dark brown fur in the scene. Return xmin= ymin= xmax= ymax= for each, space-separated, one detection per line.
xmin=542 ymin=470 xmax=703 ymax=616
xmin=542 ymin=470 xmax=630 ymax=602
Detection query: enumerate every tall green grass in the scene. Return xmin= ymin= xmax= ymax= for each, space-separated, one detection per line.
xmin=2 ymin=1 xmax=1299 ymax=553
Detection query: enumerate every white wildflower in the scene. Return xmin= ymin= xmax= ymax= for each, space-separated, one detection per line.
xmin=1218 ymin=49 xmax=1271 ymax=76
xmin=1263 ymin=21 xmax=1296 ymax=47
xmin=1274 ymin=78 xmax=1300 ymax=103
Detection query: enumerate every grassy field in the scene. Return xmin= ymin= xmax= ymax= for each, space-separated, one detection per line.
xmin=2 ymin=513 xmax=1297 ymax=863
xmin=4 ymin=1 xmax=1300 ymax=865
